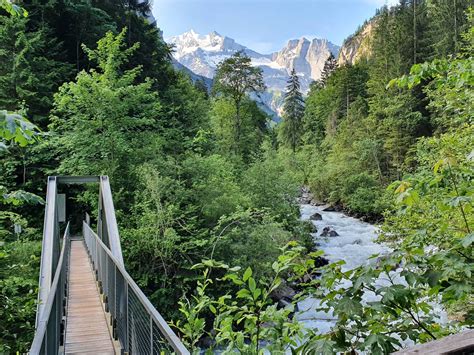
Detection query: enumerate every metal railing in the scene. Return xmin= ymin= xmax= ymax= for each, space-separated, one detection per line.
xmin=30 ymin=223 xmax=70 ymax=355
xmin=31 ymin=176 xmax=189 ymax=354
xmin=36 ymin=176 xmax=61 ymax=325
xmin=83 ymin=222 xmax=189 ymax=355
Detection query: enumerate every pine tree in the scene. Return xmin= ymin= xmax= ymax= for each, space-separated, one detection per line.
xmin=0 ymin=15 xmax=70 ymax=127
xmin=320 ymin=53 xmax=338 ymax=87
xmin=426 ymin=0 xmax=471 ymax=58
xmin=280 ymin=69 xmax=305 ymax=152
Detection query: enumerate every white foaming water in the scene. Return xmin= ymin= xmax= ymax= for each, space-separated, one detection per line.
xmin=297 ymin=204 xmax=391 ymax=331
xmin=300 ymin=204 xmax=390 ymax=271
xmin=296 ymin=204 xmax=448 ymax=335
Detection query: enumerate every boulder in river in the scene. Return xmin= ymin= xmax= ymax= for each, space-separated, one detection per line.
xmin=309 ymin=212 xmax=323 ymax=221
xmin=352 ymin=238 xmax=363 ymax=245
xmin=321 ymin=226 xmax=339 ymax=237
xmin=271 ymin=283 xmax=297 ymax=310
xmin=315 ymin=256 xmax=330 ymax=268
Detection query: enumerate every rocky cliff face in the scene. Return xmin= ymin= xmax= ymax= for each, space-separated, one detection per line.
xmin=272 ymin=38 xmax=339 ymax=82
xmin=168 ymin=30 xmax=339 ymax=117
xmin=337 ymin=21 xmax=375 ymax=66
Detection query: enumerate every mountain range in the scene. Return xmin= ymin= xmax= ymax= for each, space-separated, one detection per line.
xmin=168 ymin=30 xmax=340 ymax=117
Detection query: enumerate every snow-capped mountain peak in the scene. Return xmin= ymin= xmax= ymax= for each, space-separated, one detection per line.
xmin=170 ymin=30 xmax=246 ymax=61
xmin=168 ymin=30 xmax=340 ymax=116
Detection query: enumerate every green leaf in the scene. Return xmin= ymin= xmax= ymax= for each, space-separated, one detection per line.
xmin=248 ymin=277 xmax=256 ymax=293
xmin=236 ymin=288 xmax=251 ymax=299
xmin=243 ymin=267 xmax=252 ymax=282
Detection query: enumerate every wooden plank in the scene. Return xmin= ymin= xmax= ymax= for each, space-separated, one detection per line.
xmin=393 ymin=330 xmax=474 ymax=354
xmin=64 ymin=241 xmax=116 ymax=354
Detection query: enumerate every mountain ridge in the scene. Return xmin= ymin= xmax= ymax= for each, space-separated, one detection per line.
xmin=168 ymin=30 xmax=340 ymax=116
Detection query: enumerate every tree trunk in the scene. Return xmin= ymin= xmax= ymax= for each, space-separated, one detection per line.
xmin=413 ymin=0 xmax=417 ymax=64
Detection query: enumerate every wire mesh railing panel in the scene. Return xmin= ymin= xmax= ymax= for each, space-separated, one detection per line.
xmin=107 ymin=254 xmax=116 ymax=316
xmin=153 ymin=320 xmax=175 ymax=354
xmin=82 ymin=222 xmax=189 ymax=355
xmin=30 ymin=224 xmax=70 ymax=355
xmin=115 ymin=267 xmax=127 ymax=348
xmin=128 ymin=289 xmax=152 ymax=354
xmin=100 ymin=244 xmax=106 ymax=294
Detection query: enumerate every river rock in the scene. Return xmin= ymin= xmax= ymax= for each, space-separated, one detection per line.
xmin=352 ymin=238 xmax=363 ymax=245
xmin=321 ymin=226 xmax=339 ymax=237
xmin=322 ymin=205 xmax=337 ymax=212
xmin=310 ymin=198 xmax=325 ymax=206
xmin=297 ymin=186 xmax=313 ymax=204
xmin=271 ymin=283 xmax=297 ymax=310
xmin=271 ymin=283 xmax=296 ymax=300
xmin=309 ymin=212 xmax=323 ymax=221
xmin=314 ymin=256 xmax=330 ymax=267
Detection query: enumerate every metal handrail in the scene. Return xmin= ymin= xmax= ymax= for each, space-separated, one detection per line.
xmin=36 ymin=176 xmax=60 ymax=325
xmin=98 ymin=176 xmax=124 ymax=266
xmin=83 ymin=222 xmax=190 ymax=355
xmin=30 ymin=223 xmax=70 ymax=355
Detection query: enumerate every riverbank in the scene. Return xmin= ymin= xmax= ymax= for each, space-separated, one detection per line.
xmin=297 ymin=187 xmax=384 ymax=224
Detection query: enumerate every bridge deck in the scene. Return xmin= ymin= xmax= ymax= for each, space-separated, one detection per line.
xmin=64 ymin=240 xmax=116 ymax=354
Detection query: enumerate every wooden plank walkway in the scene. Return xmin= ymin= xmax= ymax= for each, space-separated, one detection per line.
xmin=64 ymin=240 xmax=116 ymax=354
xmin=393 ymin=329 xmax=474 ymax=354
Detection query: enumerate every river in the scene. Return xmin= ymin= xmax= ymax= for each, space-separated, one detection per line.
xmin=295 ymin=202 xmax=447 ymax=337
xmin=296 ymin=203 xmax=391 ymax=333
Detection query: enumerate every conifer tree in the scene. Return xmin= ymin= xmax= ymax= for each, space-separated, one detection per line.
xmin=320 ymin=53 xmax=338 ymax=87
xmin=0 ymin=15 xmax=69 ymax=127
xmin=426 ymin=0 xmax=471 ymax=58
xmin=280 ymin=69 xmax=305 ymax=152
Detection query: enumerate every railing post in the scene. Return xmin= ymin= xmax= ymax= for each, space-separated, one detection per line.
xmin=95 ymin=237 xmax=98 ymax=279
xmin=98 ymin=176 xmax=124 ymax=266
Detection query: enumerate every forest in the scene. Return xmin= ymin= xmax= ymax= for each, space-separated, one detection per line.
xmin=0 ymin=0 xmax=472 ymax=353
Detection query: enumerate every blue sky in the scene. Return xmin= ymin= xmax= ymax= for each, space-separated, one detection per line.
xmin=152 ymin=0 xmax=396 ymax=52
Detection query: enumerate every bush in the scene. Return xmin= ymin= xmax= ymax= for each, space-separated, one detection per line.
xmin=0 ymin=240 xmax=41 ymax=353
xmin=342 ymin=173 xmax=385 ymax=215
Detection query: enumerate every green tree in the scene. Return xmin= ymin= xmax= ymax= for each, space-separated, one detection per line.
xmin=280 ymin=68 xmax=305 ymax=152
xmin=319 ymin=52 xmax=338 ymax=87
xmin=426 ymin=0 xmax=471 ymax=58
xmin=0 ymin=0 xmax=27 ymax=16
xmin=61 ymin=0 xmax=115 ymax=71
xmin=50 ymin=29 xmax=160 ymax=200
xmin=0 ymin=15 xmax=69 ymax=127
xmin=213 ymin=51 xmax=266 ymax=154
xmin=210 ymin=97 xmax=268 ymax=161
